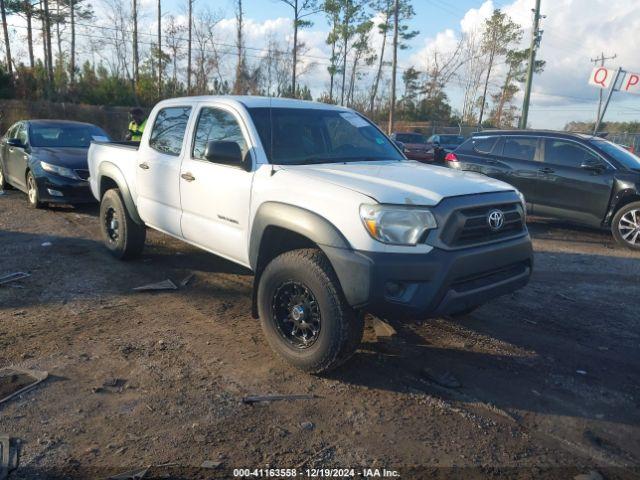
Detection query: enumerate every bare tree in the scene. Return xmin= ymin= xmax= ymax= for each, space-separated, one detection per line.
xmin=0 ymin=0 xmax=12 ymax=75
xmin=186 ymin=0 xmax=193 ymax=93
xmin=192 ymin=8 xmax=222 ymax=94
xmin=277 ymin=0 xmax=319 ymax=96
xmin=459 ymin=30 xmax=485 ymax=124
xmin=164 ymin=14 xmax=185 ymax=93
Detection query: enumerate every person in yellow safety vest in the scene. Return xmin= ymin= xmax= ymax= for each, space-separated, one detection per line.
xmin=126 ymin=107 xmax=147 ymax=142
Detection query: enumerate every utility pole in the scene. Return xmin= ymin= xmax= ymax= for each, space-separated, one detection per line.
xmin=187 ymin=0 xmax=192 ymax=94
xmin=519 ymin=0 xmax=544 ymax=129
xmin=132 ymin=0 xmax=139 ymax=90
xmin=387 ymin=0 xmax=399 ymax=134
xmin=590 ymin=52 xmax=617 ymax=122
xmin=157 ymin=0 xmax=162 ymax=98
xmin=593 ymin=66 xmax=622 ymax=135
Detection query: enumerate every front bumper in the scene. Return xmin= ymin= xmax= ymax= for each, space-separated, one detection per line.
xmin=35 ymin=172 xmax=95 ymax=204
xmin=324 ymin=234 xmax=533 ymax=319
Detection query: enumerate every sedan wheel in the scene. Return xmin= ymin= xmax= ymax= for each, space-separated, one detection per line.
xmin=26 ymin=172 xmax=43 ymax=209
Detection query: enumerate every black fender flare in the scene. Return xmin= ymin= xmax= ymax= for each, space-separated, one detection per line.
xmin=97 ymin=162 xmax=144 ymax=225
xmin=249 ymin=202 xmax=371 ymax=316
xmin=605 ymin=180 xmax=640 ymax=226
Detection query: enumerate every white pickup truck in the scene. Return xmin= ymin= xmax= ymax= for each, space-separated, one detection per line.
xmin=88 ymin=96 xmax=533 ymax=373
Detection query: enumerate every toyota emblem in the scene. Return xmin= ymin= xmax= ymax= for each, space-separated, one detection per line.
xmin=487 ymin=209 xmax=505 ymax=231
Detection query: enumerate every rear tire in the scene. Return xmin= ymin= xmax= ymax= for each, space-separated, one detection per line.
xmin=257 ymin=249 xmax=364 ymax=374
xmin=26 ymin=171 xmax=43 ymax=209
xmin=612 ymin=201 xmax=640 ymax=251
xmin=100 ymin=188 xmax=146 ymax=260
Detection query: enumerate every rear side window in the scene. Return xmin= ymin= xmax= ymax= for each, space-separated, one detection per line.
xmin=149 ymin=107 xmax=192 ymax=156
xmin=544 ymin=139 xmax=601 ymax=167
xmin=503 ymin=137 xmax=538 ymax=161
xmin=471 ymin=136 xmax=497 ymax=154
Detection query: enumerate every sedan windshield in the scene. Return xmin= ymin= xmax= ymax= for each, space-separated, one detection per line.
xmin=590 ymin=139 xmax=640 ymax=170
xmin=248 ymin=107 xmax=404 ymax=165
xmin=439 ymin=135 xmax=465 ymax=145
xmin=29 ymin=124 xmax=109 ymax=148
xmin=395 ymin=133 xmax=427 ymax=144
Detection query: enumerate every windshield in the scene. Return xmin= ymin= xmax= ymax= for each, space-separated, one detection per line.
xmin=29 ymin=124 xmax=110 ymax=148
xmin=248 ymin=107 xmax=404 ymax=165
xmin=439 ymin=135 xmax=465 ymax=145
xmin=590 ymin=139 xmax=640 ymax=169
xmin=395 ymin=133 xmax=427 ymax=144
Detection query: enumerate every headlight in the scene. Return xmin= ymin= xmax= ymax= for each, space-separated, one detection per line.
xmin=516 ymin=190 xmax=527 ymax=221
xmin=40 ymin=161 xmax=79 ymax=179
xmin=360 ymin=204 xmax=437 ymax=245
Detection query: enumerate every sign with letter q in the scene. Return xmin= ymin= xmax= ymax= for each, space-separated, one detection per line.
xmin=588 ymin=67 xmax=615 ymax=89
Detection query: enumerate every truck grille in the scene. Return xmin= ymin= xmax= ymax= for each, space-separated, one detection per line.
xmin=75 ymin=169 xmax=90 ymax=180
xmin=446 ymin=203 xmax=525 ymax=247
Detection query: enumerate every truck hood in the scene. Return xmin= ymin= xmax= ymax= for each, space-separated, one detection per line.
xmin=282 ymin=160 xmax=514 ymax=205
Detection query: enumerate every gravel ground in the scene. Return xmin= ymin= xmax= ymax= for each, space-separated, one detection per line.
xmin=0 ymin=188 xmax=639 ymax=479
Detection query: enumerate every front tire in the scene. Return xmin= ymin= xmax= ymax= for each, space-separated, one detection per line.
xmin=0 ymin=161 xmax=11 ymax=190
xmin=612 ymin=201 xmax=640 ymax=251
xmin=257 ymin=249 xmax=364 ymax=374
xmin=26 ymin=171 xmax=42 ymax=209
xmin=100 ymin=188 xmax=146 ymax=260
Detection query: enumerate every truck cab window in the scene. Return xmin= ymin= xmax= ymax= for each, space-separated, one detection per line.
xmin=192 ymin=107 xmax=248 ymax=161
xmin=149 ymin=107 xmax=192 ymax=156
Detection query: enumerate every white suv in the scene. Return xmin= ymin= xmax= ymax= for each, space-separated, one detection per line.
xmin=88 ymin=96 xmax=533 ymax=373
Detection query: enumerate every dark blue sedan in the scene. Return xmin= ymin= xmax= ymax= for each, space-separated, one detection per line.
xmin=0 ymin=120 xmax=110 ymax=208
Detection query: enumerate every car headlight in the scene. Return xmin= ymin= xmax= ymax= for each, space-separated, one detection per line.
xmin=360 ymin=204 xmax=437 ymax=245
xmin=516 ymin=190 xmax=527 ymax=220
xmin=40 ymin=161 xmax=79 ymax=180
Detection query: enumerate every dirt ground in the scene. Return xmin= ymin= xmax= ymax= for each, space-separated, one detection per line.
xmin=0 ymin=188 xmax=639 ymax=480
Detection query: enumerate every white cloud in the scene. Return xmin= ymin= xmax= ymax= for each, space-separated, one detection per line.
xmin=408 ymin=0 xmax=640 ymax=127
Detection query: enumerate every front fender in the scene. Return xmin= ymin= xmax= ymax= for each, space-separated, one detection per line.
xmin=98 ymin=161 xmax=143 ymax=225
xmin=249 ymin=202 xmax=371 ymax=313
xmin=605 ymin=176 xmax=640 ymax=226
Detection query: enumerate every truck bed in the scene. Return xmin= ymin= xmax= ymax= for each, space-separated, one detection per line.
xmin=87 ymin=140 xmax=141 ymax=201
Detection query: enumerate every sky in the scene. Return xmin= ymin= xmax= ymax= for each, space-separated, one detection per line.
xmin=160 ymin=0 xmax=640 ymax=128
xmin=5 ymin=0 xmax=640 ymax=128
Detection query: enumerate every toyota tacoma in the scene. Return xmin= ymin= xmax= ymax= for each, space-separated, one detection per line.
xmin=88 ymin=96 xmax=533 ymax=373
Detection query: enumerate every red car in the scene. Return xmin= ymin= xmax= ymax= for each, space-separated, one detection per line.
xmin=391 ymin=132 xmax=435 ymax=162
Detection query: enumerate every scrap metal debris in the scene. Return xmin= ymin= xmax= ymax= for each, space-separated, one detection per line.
xmin=420 ymin=367 xmax=461 ymax=389
xmin=0 ymin=272 xmax=30 ymax=287
xmin=200 ymin=460 xmax=223 ymax=469
xmin=242 ymin=394 xmax=319 ymax=405
xmin=0 ymin=436 xmax=21 ymax=480
xmin=179 ymin=273 xmax=195 ymax=288
xmin=133 ymin=279 xmax=177 ymax=292
xmin=0 ymin=368 xmax=48 ymax=406
xmin=107 ymin=466 xmax=149 ymax=480
xmin=372 ymin=317 xmax=397 ymax=338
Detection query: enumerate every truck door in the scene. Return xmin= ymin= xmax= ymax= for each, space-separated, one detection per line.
xmin=179 ymin=104 xmax=254 ymax=266
xmin=136 ymin=106 xmax=192 ymax=236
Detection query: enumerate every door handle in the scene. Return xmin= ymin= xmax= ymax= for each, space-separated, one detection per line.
xmin=539 ymin=167 xmax=554 ymax=174
xmin=181 ymin=172 xmax=196 ymax=182
xmin=139 ymin=162 xmax=150 ymax=170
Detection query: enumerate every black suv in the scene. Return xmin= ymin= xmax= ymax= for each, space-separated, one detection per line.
xmin=445 ymin=130 xmax=640 ymax=250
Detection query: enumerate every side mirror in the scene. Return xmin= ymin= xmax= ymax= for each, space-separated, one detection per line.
xmin=6 ymin=138 xmax=24 ymax=148
xmin=580 ymin=159 xmax=606 ymax=172
xmin=393 ymin=140 xmax=405 ymax=152
xmin=204 ymin=141 xmax=250 ymax=171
